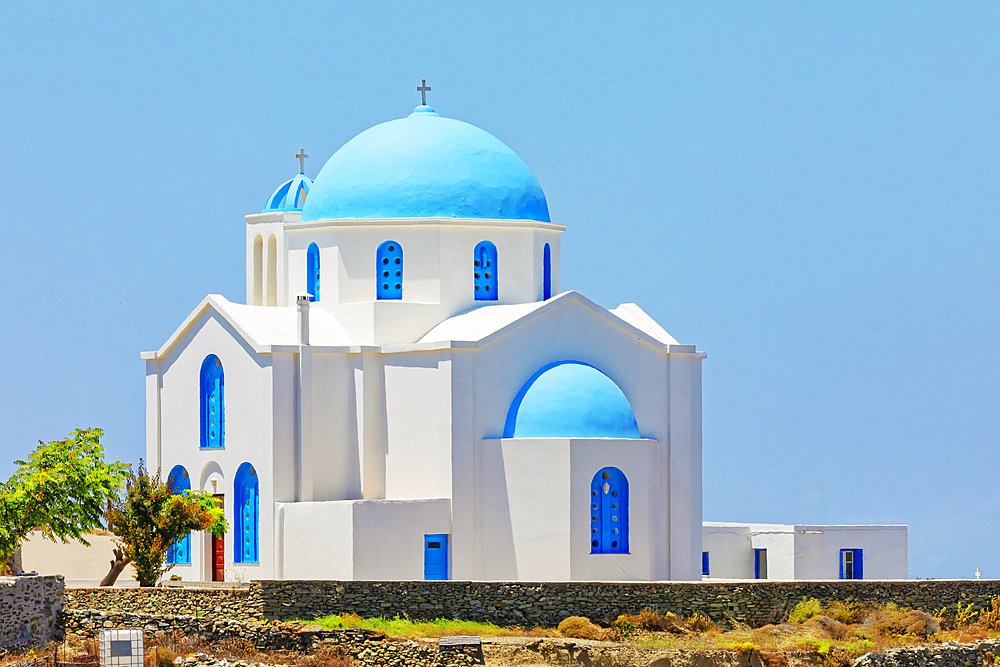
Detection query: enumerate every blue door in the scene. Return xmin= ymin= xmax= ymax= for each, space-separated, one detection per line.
xmin=424 ymin=534 xmax=448 ymax=580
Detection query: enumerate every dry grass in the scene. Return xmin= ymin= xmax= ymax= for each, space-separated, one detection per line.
xmin=557 ymin=616 xmax=609 ymax=640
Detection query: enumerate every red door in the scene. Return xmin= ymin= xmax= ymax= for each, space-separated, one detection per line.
xmin=212 ymin=495 xmax=225 ymax=582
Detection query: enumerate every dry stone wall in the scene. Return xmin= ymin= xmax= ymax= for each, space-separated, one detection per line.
xmin=0 ymin=575 xmax=64 ymax=648
xmin=65 ymin=580 xmax=1000 ymax=629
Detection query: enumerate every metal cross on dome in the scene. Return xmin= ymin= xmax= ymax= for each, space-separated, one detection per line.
xmin=416 ymin=78 xmax=431 ymax=105
xmin=296 ymin=148 xmax=308 ymax=174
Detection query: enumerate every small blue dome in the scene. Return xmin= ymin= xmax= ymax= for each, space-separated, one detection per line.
xmin=301 ymin=106 xmax=550 ymax=222
xmin=504 ymin=362 xmax=641 ymax=438
xmin=264 ymin=173 xmax=314 ymax=213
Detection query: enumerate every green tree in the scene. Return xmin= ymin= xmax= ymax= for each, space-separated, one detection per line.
xmin=0 ymin=428 xmax=129 ymax=572
xmin=106 ymin=459 xmax=228 ymax=587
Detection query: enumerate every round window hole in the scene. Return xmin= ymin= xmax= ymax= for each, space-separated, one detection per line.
xmin=612 ymin=541 xmax=618 ymax=548
xmin=602 ymin=471 xmax=611 ymax=481
xmin=592 ymin=540 xmax=599 ymax=548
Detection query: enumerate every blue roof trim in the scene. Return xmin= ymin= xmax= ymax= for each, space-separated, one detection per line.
xmin=302 ymin=106 xmax=550 ymax=223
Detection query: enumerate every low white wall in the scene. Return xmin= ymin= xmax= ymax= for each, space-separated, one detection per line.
xmin=279 ymin=499 xmax=452 ymax=580
xmin=20 ymin=531 xmax=137 ymax=586
xmin=701 ymin=524 xmax=753 ymax=579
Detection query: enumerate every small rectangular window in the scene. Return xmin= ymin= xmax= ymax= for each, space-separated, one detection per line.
xmin=702 ymin=552 xmax=710 ymax=576
xmin=427 ymin=542 xmax=441 ymax=549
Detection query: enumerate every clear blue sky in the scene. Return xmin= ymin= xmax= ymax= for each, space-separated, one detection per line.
xmin=1 ymin=2 xmax=998 ymax=580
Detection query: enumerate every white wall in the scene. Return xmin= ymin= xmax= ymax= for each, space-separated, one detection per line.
xmin=20 ymin=531 xmax=137 ymax=586
xmin=279 ymin=499 xmax=451 ymax=580
xmin=793 ymin=525 xmax=908 ymax=580
xmin=480 ymin=438 xmax=657 ymax=581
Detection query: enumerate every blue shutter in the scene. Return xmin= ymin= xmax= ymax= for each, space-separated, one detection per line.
xmin=474 ymin=241 xmax=498 ymax=301
xmin=543 ymin=243 xmax=551 ymax=300
xmin=200 ymin=356 xmax=224 ymax=449
xmin=590 ymin=468 xmax=629 ymax=554
xmin=377 ymin=241 xmax=403 ymax=300
xmin=855 ymin=549 xmax=863 ymax=580
xmin=702 ymin=552 xmax=710 ymax=576
xmin=307 ymin=242 xmax=320 ymax=302
xmin=235 ymin=463 xmax=259 ymax=563
xmin=166 ymin=466 xmax=191 ymax=565
xmin=755 ymin=549 xmax=766 ymax=579
xmin=424 ymin=534 xmax=449 ymax=580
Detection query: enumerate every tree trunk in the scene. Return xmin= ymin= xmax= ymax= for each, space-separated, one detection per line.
xmin=2 ymin=550 xmax=23 ymax=576
xmin=100 ymin=547 xmax=131 ymax=586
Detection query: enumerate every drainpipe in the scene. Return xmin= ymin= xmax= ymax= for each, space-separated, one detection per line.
xmin=295 ymin=295 xmax=313 ymax=502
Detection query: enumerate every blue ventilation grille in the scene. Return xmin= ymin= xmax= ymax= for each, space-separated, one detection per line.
xmin=474 ymin=241 xmax=498 ymax=300
xmin=307 ymin=242 xmax=320 ymax=302
xmin=200 ymin=355 xmax=224 ymax=449
xmin=377 ymin=241 xmax=403 ymax=299
xmin=590 ymin=467 xmax=629 ymax=554
xmin=235 ymin=463 xmax=259 ymax=563
xmin=166 ymin=466 xmax=191 ymax=565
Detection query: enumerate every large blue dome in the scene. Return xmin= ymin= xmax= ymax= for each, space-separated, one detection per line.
xmin=301 ymin=106 xmax=550 ymax=222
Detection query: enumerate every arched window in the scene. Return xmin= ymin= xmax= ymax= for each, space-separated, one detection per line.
xmin=252 ymin=235 xmax=263 ymax=306
xmin=307 ymin=242 xmax=320 ymax=302
xmin=200 ymin=355 xmax=224 ymax=449
xmin=165 ymin=465 xmax=191 ymax=564
xmin=474 ymin=241 xmax=498 ymax=300
xmin=234 ymin=463 xmax=259 ymax=563
xmin=590 ymin=467 xmax=629 ymax=554
xmin=266 ymin=234 xmax=277 ymax=306
xmin=377 ymin=241 xmax=403 ymax=300
xmin=543 ymin=243 xmax=551 ymax=300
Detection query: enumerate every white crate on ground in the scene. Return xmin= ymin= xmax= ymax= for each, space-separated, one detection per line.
xmin=99 ymin=628 xmax=143 ymax=667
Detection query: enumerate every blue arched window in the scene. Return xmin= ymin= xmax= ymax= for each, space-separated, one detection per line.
xmin=200 ymin=355 xmax=224 ymax=449
xmin=377 ymin=241 xmax=403 ymax=300
xmin=591 ymin=467 xmax=629 ymax=554
xmin=165 ymin=465 xmax=191 ymax=565
xmin=307 ymin=242 xmax=320 ymax=302
xmin=543 ymin=243 xmax=551 ymax=300
xmin=234 ymin=463 xmax=259 ymax=563
xmin=474 ymin=241 xmax=498 ymax=300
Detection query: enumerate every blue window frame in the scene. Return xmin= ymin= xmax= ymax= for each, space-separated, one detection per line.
xmin=754 ymin=548 xmax=767 ymax=579
xmin=377 ymin=240 xmax=403 ymax=300
xmin=590 ymin=467 xmax=629 ymax=554
xmin=165 ymin=466 xmax=191 ymax=565
xmin=702 ymin=551 xmax=710 ymax=576
xmin=234 ymin=463 xmax=259 ymax=563
xmin=200 ymin=355 xmax=224 ymax=449
xmin=474 ymin=241 xmax=498 ymax=300
xmin=543 ymin=243 xmax=551 ymax=300
xmin=840 ymin=548 xmax=863 ymax=580
xmin=424 ymin=534 xmax=449 ymax=580
xmin=307 ymin=242 xmax=320 ymax=302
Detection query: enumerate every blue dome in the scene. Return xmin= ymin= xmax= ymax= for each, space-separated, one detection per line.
xmin=264 ymin=173 xmax=313 ymax=213
xmin=301 ymin=106 xmax=550 ymax=222
xmin=503 ymin=362 xmax=641 ymax=439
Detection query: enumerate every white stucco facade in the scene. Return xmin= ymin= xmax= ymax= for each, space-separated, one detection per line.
xmin=143 ymin=102 xmax=706 ymax=583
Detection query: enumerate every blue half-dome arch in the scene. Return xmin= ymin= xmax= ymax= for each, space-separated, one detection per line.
xmin=264 ymin=173 xmax=313 ymax=213
xmin=503 ymin=362 xmax=641 ymax=438
xmin=302 ymin=106 xmax=550 ymax=222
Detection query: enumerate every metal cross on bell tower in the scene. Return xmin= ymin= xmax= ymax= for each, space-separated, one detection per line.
xmin=416 ymin=78 xmax=431 ymax=106
xmin=295 ymin=148 xmax=308 ymax=174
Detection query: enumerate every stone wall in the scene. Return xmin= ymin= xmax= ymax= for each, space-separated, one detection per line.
xmin=0 ymin=575 xmax=64 ymax=648
xmin=66 ymin=579 xmax=1000 ymax=629
xmin=65 ymin=586 xmax=260 ymax=622
xmin=854 ymin=638 xmax=1000 ymax=667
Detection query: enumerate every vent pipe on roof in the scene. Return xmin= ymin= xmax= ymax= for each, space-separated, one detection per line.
xmin=296 ymin=294 xmax=310 ymax=346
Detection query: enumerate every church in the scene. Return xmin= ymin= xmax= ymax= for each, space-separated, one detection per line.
xmin=142 ymin=84 xmax=705 ymax=583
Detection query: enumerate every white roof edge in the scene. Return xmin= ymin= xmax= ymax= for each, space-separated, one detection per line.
xmin=283 ymin=216 xmax=566 ymax=232
xmin=144 ymin=295 xmax=266 ymax=360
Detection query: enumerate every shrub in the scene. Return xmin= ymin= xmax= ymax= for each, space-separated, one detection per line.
xmin=616 ymin=609 xmax=686 ymax=633
xmin=788 ymin=598 xmax=823 ymax=624
xmin=804 ymin=615 xmax=850 ymax=640
xmin=144 ymin=647 xmax=175 ymax=667
xmin=557 ymin=616 xmax=608 ymax=640
xmin=868 ymin=608 xmax=939 ymax=637
xmin=609 ymin=617 xmax=637 ymax=640
xmin=686 ymin=611 xmax=715 ymax=633
xmin=981 ymin=597 xmax=1000 ymax=631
